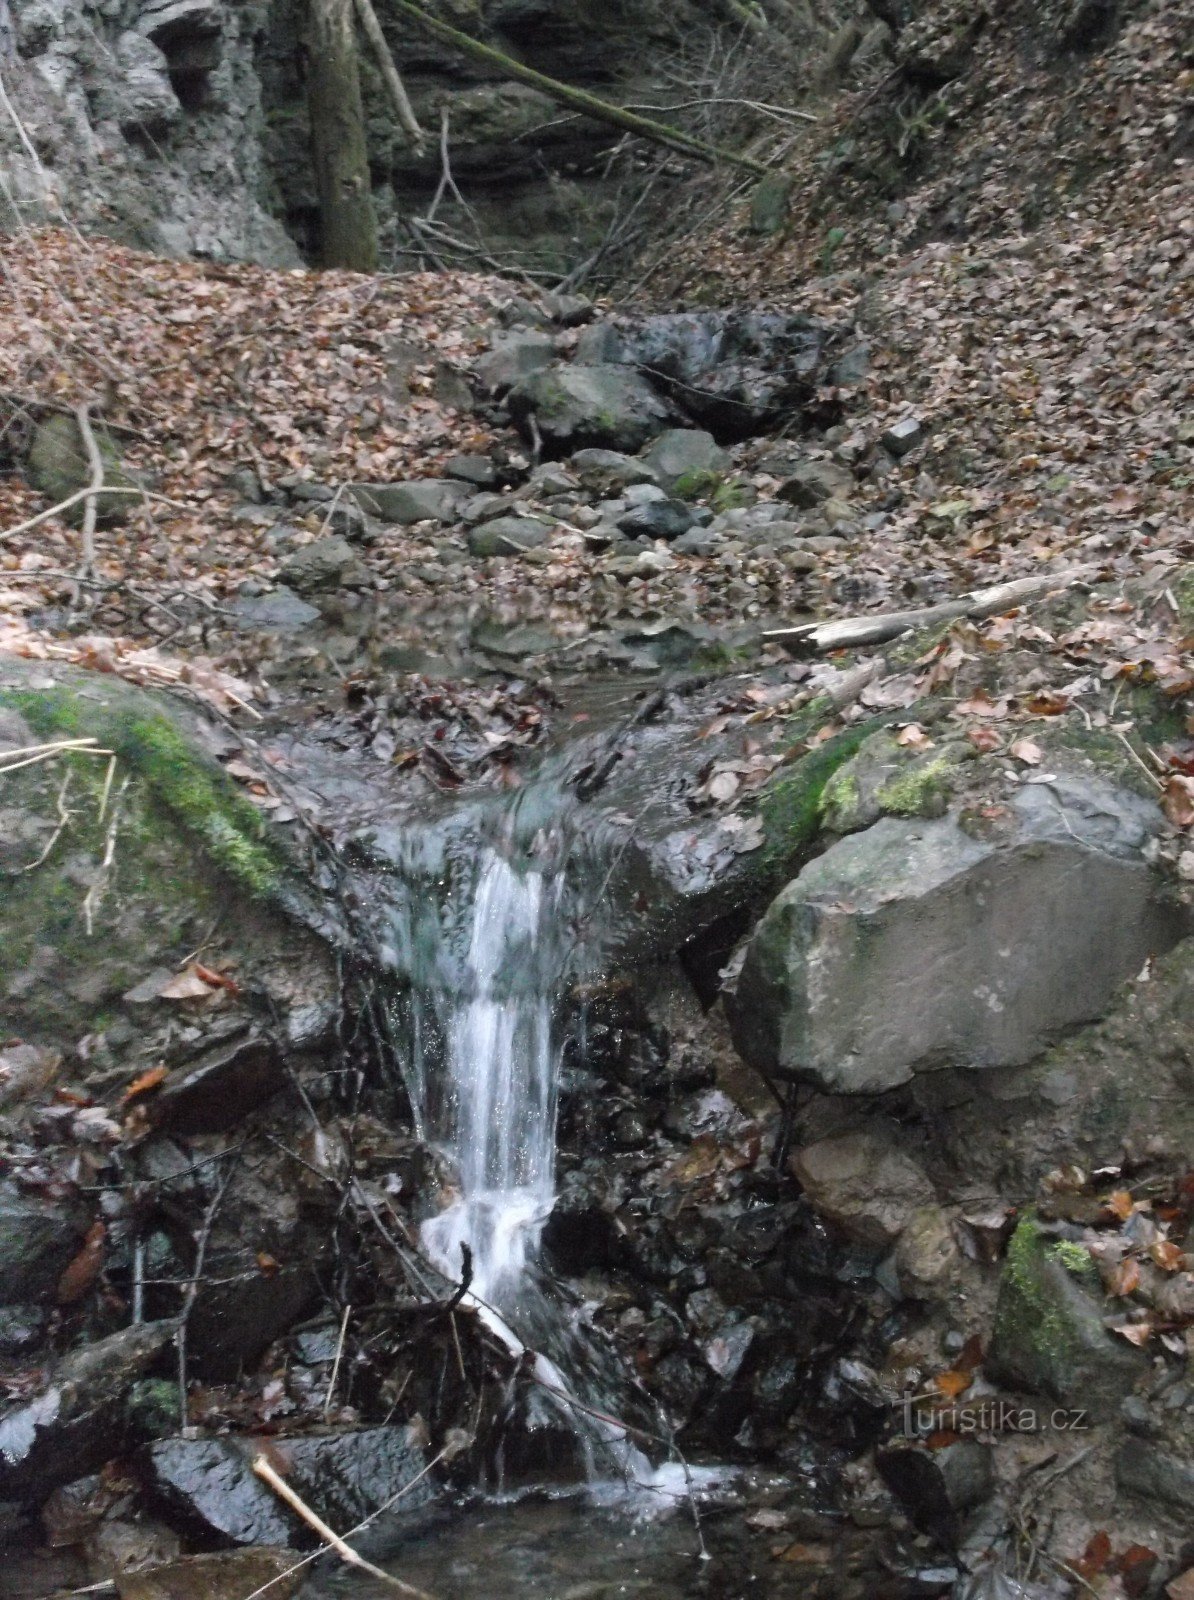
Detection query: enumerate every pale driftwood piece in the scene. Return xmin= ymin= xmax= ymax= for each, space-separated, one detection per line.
xmin=352 ymin=0 xmax=426 ymax=150
xmin=251 ymin=1456 xmax=436 ymax=1600
xmin=74 ymin=402 xmax=104 ymax=582
xmin=765 ymin=568 xmax=1093 ymax=654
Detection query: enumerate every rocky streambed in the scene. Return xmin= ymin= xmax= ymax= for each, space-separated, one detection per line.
xmin=1 ymin=580 xmax=1193 ymax=1600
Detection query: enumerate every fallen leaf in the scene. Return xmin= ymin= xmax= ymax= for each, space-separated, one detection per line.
xmin=1106 ymin=1257 xmax=1141 ymax=1296
xmin=895 ymin=723 xmax=933 ymax=749
xmin=1105 ymin=1189 xmax=1135 ymax=1220
xmin=57 ymin=1221 xmax=106 ymax=1304
xmin=1009 ymin=738 xmax=1044 ymax=765
xmin=1149 ymin=1239 xmax=1185 ymax=1272
xmin=967 ymin=725 xmax=1004 ymax=753
xmin=122 ymin=1065 xmax=167 ymax=1103
xmin=157 ymin=966 xmax=219 ymax=1000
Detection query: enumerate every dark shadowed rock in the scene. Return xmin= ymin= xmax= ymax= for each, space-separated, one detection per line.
xmin=0 ymin=1184 xmax=85 ymax=1304
xmin=0 ymin=1321 xmax=177 ymax=1503
xmin=144 ymin=1427 xmax=435 ymax=1546
xmin=1114 ymin=1433 xmax=1194 ymax=1516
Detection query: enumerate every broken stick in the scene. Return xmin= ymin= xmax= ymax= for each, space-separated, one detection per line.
xmin=251 ymin=1455 xmax=436 ymax=1600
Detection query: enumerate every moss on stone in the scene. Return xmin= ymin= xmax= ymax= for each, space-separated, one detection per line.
xmin=876 ymin=752 xmax=957 ymax=817
xmin=0 ymin=685 xmax=282 ymax=898
xmin=1172 ymin=565 xmax=1194 ymax=623
xmin=1048 ymin=1239 xmax=1098 ymax=1282
xmin=671 ymin=467 xmax=724 ymax=502
xmin=997 ymin=1214 xmax=1080 ymax=1373
xmin=760 ymin=721 xmax=876 ymax=864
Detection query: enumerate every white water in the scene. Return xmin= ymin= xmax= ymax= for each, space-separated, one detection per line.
xmin=417 ymin=851 xmax=561 ymax=1305
xmin=393 ymin=835 xmax=718 ymax=1507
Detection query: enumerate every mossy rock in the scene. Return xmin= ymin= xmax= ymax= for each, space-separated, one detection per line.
xmin=988 ymin=1216 xmax=1147 ymax=1418
xmin=26 ymin=413 xmax=136 ymax=526
xmin=0 ymin=660 xmax=335 ymax=1062
xmin=819 ymin=729 xmax=973 ymax=834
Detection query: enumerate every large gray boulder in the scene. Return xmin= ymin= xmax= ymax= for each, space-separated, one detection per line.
xmin=508 ymin=364 xmax=673 ymax=456
xmin=348 ymin=479 xmax=465 ymax=525
xmin=728 ymin=775 xmax=1182 ymax=1093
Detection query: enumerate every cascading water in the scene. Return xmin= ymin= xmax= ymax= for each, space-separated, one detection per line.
xmin=379 ymin=796 xmax=706 ymax=1503
xmin=416 ymin=850 xmax=563 ymax=1308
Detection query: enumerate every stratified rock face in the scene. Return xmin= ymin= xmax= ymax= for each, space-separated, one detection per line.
xmin=728 ymin=775 xmax=1183 ymax=1093
xmin=1 ymin=0 xmax=298 ymax=264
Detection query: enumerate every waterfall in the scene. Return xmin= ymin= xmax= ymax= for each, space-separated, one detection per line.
xmin=417 ymin=850 xmax=563 ymax=1306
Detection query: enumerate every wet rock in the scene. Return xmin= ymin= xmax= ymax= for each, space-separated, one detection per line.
xmin=0 ymin=1304 xmax=49 ymax=1356
xmin=1114 ymin=1434 xmax=1194 ymax=1516
xmin=475 ymin=329 xmax=555 ymax=393
xmin=0 ymin=1321 xmax=177 ymax=1503
xmin=877 ymin=1440 xmax=995 ymax=1541
xmin=117 ymin=1547 xmax=302 ymax=1600
xmin=87 ymin=1514 xmax=182 ymax=1580
xmin=509 ymin=364 xmax=673 ymax=456
xmin=569 ymin=447 xmax=659 ymax=494
xmin=26 ymin=412 xmax=136 ymax=526
xmin=467 ymin=516 xmax=550 ymax=557
xmin=615 ymin=499 xmax=695 ymax=541
xmin=348 ymin=479 xmax=465 ymax=525
xmin=145 ymin=1426 xmax=434 ymax=1547
xmin=881 ymin=417 xmax=925 ymax=458
xmin=728 ymin=775 xmax=1181 ymax=1093
xmin=147 ymin=1033 xmax=286 ymax=1136
xmin=640 ymin=428 xmax=732 ymax=494
xmin=228 ymin=586 xmax=320 ymax=631
xmin=606 ymin=310 xmax=832 ymax=440
xmin=279 ymin=536 xmax=370 ymax=594
xmin=790 ymin=1133 xmax=935 ymax=1248
xmin=831 ymin=341 xmax=872 ymax=387
xmin=612 ymin=1109 xmax=648 ymax=1149
xmin=988 ymin=1217 xmax=1147 ymax=1417
xmin=0 ymin=1184 xmax=84 ymax=1302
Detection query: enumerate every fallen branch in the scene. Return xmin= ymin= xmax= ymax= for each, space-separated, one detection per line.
xmin=764 ymin=568 xmax=1094 ymax=653
xmin=0 ymin=484 xmax=186 ymax=543
xmin=383 ymin=0 xmax=773 ymax=174
xmin=74 ymin=401 xmax=104 ymax=583
xmin=352 ymin=0 xmax=425 ymax=150
xmin=251 ymin=1456 xmax=436 ymax=1600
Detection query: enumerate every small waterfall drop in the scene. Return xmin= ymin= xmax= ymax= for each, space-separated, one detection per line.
xmin=417 ymin=849 xmax=562 ymax=1306
xmin=381 ymin=801 xmax=698 ymax=1501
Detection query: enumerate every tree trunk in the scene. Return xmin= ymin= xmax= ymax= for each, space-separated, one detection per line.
xmin=305 ymin=0 xmax=378 ymax=271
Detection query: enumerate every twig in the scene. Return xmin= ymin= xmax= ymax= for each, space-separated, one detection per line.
xmin=322 ymin=1302 xmax=352 ymax=1418
xmin=0 ymin=736 xmax=103 ymax=772
xmin=18 ymin=770 xmax=74 ymax=873
xmin=238 ymin=1447 xmax=448 ymax=1600
xmin=176 ymin=1157 xmax=235 ymax=1427
xmin=73 ymin=401 xmax=104 ymax=586
xmin=0 ymin=485 xmax=186 ymax=543
xmin=352 ymin=0 xmax=426 ymax=150
xmin=81 ymin=774 xmax=128 ymax=935
xmin=251 ymin=1456 xmax=436 ymax=1599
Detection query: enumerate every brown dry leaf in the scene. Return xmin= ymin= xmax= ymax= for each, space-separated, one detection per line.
xmin=1161 ymin=775 xmax=1194 ymax=829
xmin=56 ymin=1221 xmax=106 ymax=1305
xmin=1149 ymin=1239 xmax=1185 ymax=1272
xmin=122 ymin=1065 xmax=168 ymax=1103
xmin=256 ymin=1252 xmax=281 ymax=1276
xmin=1105 ymin=1189 xmax=1135 ymax=1221
xmin=1009 ymin=738 xmax=1044 ymax=765
xmin=1110 ymin=1320 xmax=1154 ymax=1347
xmin=933 ymin=1369 xmax=973 ymax=1399
xmin=193 ymin=962 xmax=241 ymax=995
xmin=1106 ymin=1256 xmax=1141 ymax=1297
xmin=1169 ymin=1570 xmax=1194 ymax=1600
xmin=955 ymin=690 xmax=1010 ymax=719
xmin=157 ymin=965 xmax=219 ymax=1000
xmin=967 ymin=725 xmax=1004 ymax=753
xmin=896 ymin=723 xmax=933 ymax=749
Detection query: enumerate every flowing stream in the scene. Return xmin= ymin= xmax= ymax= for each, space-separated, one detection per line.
xmin=381 ymin=797 xmax=689 ymax=1498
